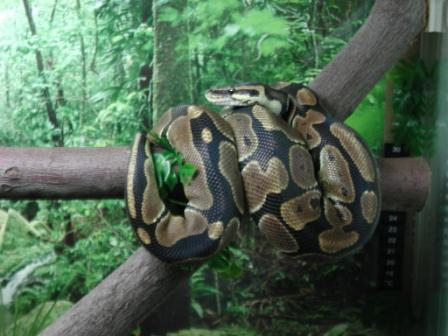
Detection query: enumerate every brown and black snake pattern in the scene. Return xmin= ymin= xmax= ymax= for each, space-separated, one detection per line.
xmin=125 ymin=83 xmax=381 ymax=262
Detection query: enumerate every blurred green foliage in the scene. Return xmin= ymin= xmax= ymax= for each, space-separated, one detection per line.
xmin=388 ymin=57 xmax=437 ymax=156
xmin=1 ymin=301 xmax=73 ymax=336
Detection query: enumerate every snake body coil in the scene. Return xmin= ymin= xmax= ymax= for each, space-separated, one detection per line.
xmin=126 ymin=83 xmax=381 ymax=263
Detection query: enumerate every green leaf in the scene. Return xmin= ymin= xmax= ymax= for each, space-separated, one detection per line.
xmin=0 ymin=209 xmax=8 ymax=249
xmin=149 ymin=135 xmax=197 ymax=201
xmin=259 ymin=36 xmax=289 ymax=56
xmin=225 ymin=303 xmax=250 ymax=315
xmin=148 ymin=132 xmax=174 ymax=151
xmin=163 ymin=152 xmax=176 ymax=161
xmin=153 ymin=152 xmax=172 ymax=189
xmin=205 ymin=245 xmax=249 ymax=279
xmin=179 ymin=163 xmax=197 ymax=185
xmin=142 ymin=41 xmax=153 ymax=51
xmin=111 ymin=35 xmax=124 ymax=43
xmin=109 ymin=237 xmax=118 ymax=247
xmin=165 ymin=170 xmax=178 ymax=191
xmin=158 ymin=6 xmax=179 ymax=23
xmin=191 ymin=300 xmax=204 ymax=318
xmin=236 ymin=9 xmax=289 ymax=36
xmin=323 ymin=323 xmax=350 ymax=336
xmin=224 ymin=24 xmax=240 ymax=37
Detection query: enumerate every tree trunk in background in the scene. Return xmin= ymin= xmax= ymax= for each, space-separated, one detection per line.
xmin=142 ymin=1 xmax=192 ymax=334
xmin=22 ymin=0 xmax=63 ymax=147
xmin=48 ymin=0 xmax=67 ymax=112
xmin=152 ymin=0 xmax=192 ymax=121
xmin=141 ymin=0 xmax=152 ymax=24
xmin=49 ymin=0 xmax=58 ymax=25
xmin=138 ymin=0 xmax=153 ymax=130
xmin=191 ymin=49 xmax=202 ymax=103
xmin=4 ymin=61 xmax=10 ymax=108
xmin=76 ymin=0 xmax=88 ymax=123
xmin=90 ymin=13 xmax=99 ymax=74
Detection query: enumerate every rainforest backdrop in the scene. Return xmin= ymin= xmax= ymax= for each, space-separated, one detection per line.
xmin=0 ymin=1 xmax=402 ymax=335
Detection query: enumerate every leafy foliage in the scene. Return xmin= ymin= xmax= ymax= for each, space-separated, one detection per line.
xmin=346 ymin=79 xmax=385 ymax=154
xmin=1 ymin=301 xmax=73 ymax=336
xmin=0 ymin=200 xmax=135 ymax=317
xmin=168 ymin=326 xmax=258 ymax=336
xmin=388 ymin=57 xmax=437 ymax=156
xmin=149 ymin=132 xmax=197 ymax=201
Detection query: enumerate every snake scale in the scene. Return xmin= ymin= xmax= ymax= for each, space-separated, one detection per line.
xmin=125 ymin=82 xmax=381 ymax=263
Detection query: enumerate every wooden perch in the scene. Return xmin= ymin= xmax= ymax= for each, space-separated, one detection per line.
xmin=0 ymin=147 xmax=429 ymax=212
xmin=13 ymin=0 xmax=424 ymax=335
xmin=40 ymin=248 xmax=192 ymax=336
xmin=310 ymin=0 xmax=425 ymax=120
xmin=0 ymin=147 xmax=128 ymax=199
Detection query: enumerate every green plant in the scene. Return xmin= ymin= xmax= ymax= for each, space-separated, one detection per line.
xmin=191 ymin=245 xmax=251 ymax=319
xmin=388 ymin=57 xmax=437 ymax=156
xmin=149 ymin=132 xmax=197 ymax=202
xmin=12 ymin=222 xmax=135 ymax=311
xmin=0 ymin=301 xmax=72 ymax=336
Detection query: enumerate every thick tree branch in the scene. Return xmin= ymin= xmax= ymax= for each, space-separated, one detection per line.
xmin=310 ymin=0 xmax=425 ymax=120
xmin=0 ymin=147 xmax=128 ymax=199
xmin=31 ymin=0 xmax=427 ymax=334
xmin=40 ymin=248 xmax=193 ymax=336
xmin=0 ymin=147 xmax=429 ymax=212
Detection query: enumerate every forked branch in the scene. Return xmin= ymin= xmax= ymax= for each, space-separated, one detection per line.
xmin=25 ymin=0 xmax=426 ymax=334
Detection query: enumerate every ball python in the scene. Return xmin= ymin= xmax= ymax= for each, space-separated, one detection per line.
xmin=125 ymin=82 xmax=381 ymax=263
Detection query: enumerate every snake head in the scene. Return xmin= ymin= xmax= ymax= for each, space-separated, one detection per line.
xmin=205 ymin=84 xmax=286 ymax=115
xmin=205 ymin=84 xmax=261 ymax=105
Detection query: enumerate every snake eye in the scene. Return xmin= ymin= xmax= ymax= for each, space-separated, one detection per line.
xmin=228 ymin=89 xmax=235 ymax=94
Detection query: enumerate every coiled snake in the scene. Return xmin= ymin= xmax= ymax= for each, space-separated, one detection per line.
xmin=125 ymin=82 xmax=381 ymax=263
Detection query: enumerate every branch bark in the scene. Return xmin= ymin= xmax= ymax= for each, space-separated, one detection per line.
xmin=310 ymin=0 xmax=425 ymax=120
xmin=33 ymin=0 xmax=426 ymax=335
xmin=0 ymin=147 xmax=128 ymax=199
xmin=0 ymin=147 xmax=429 ymax=212
xmin=40 ymin=248 xmax=193 ymax=336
